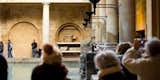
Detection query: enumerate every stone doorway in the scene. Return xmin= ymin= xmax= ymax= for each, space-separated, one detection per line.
xmin=9 ymin=22 xmax=39 ymax=58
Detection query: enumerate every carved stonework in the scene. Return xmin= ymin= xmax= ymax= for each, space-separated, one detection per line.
xmin=57 ymin=23 xmax=82 ymax=42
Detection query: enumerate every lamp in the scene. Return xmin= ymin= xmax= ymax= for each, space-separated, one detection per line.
xmin=89 ymin=0 xmax=100 ymax=14
xmin=86 ymin=11 xmax=94 ymax=21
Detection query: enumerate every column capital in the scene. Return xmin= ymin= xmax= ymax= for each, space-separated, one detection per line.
xmin=42 ymin=2 xmax=50 ymax=5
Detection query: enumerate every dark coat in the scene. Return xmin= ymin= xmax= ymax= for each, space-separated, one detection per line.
xmin=0 ymin=55 xmax=8 ymax=80
xmin=0 ymin=41 xmax=4 ymax=53
xmin=31 ymin=63 xmax=68 ymax=80
xmin=99 ymin=71 xmax=126 ymax=80
xmin=31 ymin=42 xmax=37 ymax=49
xmin=118 ymin=55 xmax=137 ymax=80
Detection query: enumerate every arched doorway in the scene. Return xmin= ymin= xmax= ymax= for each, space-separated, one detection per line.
xmin=55 ymin=23 xmax=84 ymax=54
xmin=9 ymin=22 xmax=39 ymax=58
xmin=56 ymin=23 xmax=83 ymax=42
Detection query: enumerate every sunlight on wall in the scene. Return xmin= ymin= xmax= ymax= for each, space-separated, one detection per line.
xmin=136 ymin=0 xmax=146 ymax=31
xmin=54 ymin=0 xmax=89 ymax=2
xmin=0 ymin=0 xmax=89 ymax=3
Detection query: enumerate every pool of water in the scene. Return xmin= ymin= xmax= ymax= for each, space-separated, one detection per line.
xmin=8 ymin=61 xmax=80 ymax=80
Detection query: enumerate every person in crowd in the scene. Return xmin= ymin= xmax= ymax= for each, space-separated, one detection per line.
xmin=31 ymin=44 xmax=68 ymax=80
xmin=116 ymin=42 xmax=137 ymax=80
xmin=94 ymin=50 xmax=126 ymax=80
xmin=0 ymin=54 xmax=8 ymax=80
xmin=36 ymin=48 xmax=42 ymax=58
xmin=8 ymin=39 xmax=13 ymax=58
xmin=122 ymin=38 xmax=160 ymax=80
xmin=31 ymin=40 xmax=37 ymax=57
xmin=116 ymin=42 xmax=132 ymax=60
xmin=0 ymin=41 xmax=4 ymax=55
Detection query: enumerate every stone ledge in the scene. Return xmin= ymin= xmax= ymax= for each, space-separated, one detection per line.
xmin=7 ymin=58 xmax=42 ymax=63
xmin=7 ymin=57 xmax=80 ymax=63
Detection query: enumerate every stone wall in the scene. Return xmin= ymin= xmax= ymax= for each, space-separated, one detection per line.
xmin=0 ymin=3 xmax=91 ymax=58
xmin=0 ymin=4 xmax=42 ymax=58
xmin=50 ymin=3 xmax=91 ymax=44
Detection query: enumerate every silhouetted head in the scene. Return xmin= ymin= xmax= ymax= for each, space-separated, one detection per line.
xmin=145 ymin=38 xmax=160 ymax=56
xmin=116 ymin=42 xmax=132 ymax=55
xmin=42 ymin=44 xmax=62 ymax=64
xmin=43 ymin=44 xmax=54 ymax=55
xmin=94 ymin=50 xmax=120 ymax=69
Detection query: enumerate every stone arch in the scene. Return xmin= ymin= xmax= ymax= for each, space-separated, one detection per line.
xmin=56 ymin=23 xmax=84 ymax=42
xmin=8 ymin=22 xmax=39 ymax=58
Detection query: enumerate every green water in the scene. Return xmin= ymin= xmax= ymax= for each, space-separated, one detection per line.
xmin=8 ymin=61 xmax=80 ymax=80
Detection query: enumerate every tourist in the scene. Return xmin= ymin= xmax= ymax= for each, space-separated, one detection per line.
xmin=94 ymin=50 xmax=126 ymax=80
xmin=122 ymin=38 xmax=160 ymax=80
xmin=116 ymin=42 xmax=137 ymax=80
xmin=0 ymin=41 xmax=4 ymax=55
xmin=31 ymin=40 xmax=37 ymax=58
xmin=8 ymin=39 xmax=13 ymax=58
xmin=0 ymin=55 xmax=8 ymax=80
xmin=36 ymin=48 xmax=42 ymax=58
xmin=31 ymin=44 xmax=68 ymax=80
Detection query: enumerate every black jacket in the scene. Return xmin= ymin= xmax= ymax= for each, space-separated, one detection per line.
xmin=0 ymin=55 xmax=8 ymax=80
xmin=99 ymin=71 xmax=126 ymax=80
xmin=31 ymin=63 xmax=68 ymax=80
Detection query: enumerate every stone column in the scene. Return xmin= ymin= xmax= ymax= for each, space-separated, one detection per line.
xmin=0 ymin=22 xmax=2 ymax=41
xmin=98 ymin=0 xmax=107 ymax=42
xmin=119 ymin=0 xmax=135 ymax=42
xmin=146 ymin=0 xmax=152 ymax=40
xmin=146 ymin=0 xmax=160 ymax=39
xmin=42 ymin=3 xmax=50 ymax=44
xmin=0 ymin=26 xmax=2 ymax=41
xmin=0 ymin=7 xmax=2 ymax=41
xmin=106 ymin=0 xmax=118 ymax=42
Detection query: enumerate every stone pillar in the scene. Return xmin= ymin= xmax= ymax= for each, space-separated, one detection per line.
xmin=94 ymin=8 xmax=100 ymax=42
xmin=42 ymin=3 xmax=50 ymax=44
xmin=0 ymin=21 xmax=2 ymax=41
xmin=119 ymin=0 xmax=135 ymax=42
xmin=106 ymin=0 xmax=118 ymax=42
xmin=0 ymin=6 xmax=2 ymax=41
xmin=98 ymin=0 xmax=107 ymax=42
xmin=0 ymin=25 xmax=2 ymax=41
xmin=146 ymin=0 xmax=152 ymax=40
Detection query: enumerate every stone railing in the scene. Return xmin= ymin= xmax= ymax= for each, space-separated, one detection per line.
xmin=0 ymin=0 xmax=89 ymax=3
xmin=7 ymin=58 xmax=42 ymax=63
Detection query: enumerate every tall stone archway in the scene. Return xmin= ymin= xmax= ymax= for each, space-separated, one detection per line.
xmin=9 ymin=22 xmax=39 ymax=58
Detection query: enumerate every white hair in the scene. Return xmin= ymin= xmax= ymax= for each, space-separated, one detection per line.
xmin=145 ymin=37 xmax=160 ymax=56
xmin=94 ymin=50 xmax=120 ymax=69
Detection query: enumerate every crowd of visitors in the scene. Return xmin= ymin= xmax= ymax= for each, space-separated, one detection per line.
xmin=0 ymin=37 xmax=160 ymax=80
xmin=0 ymin=39 xmax=42 ymax=58
xmin=116 ymin=42 xmax=137 ymax=80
